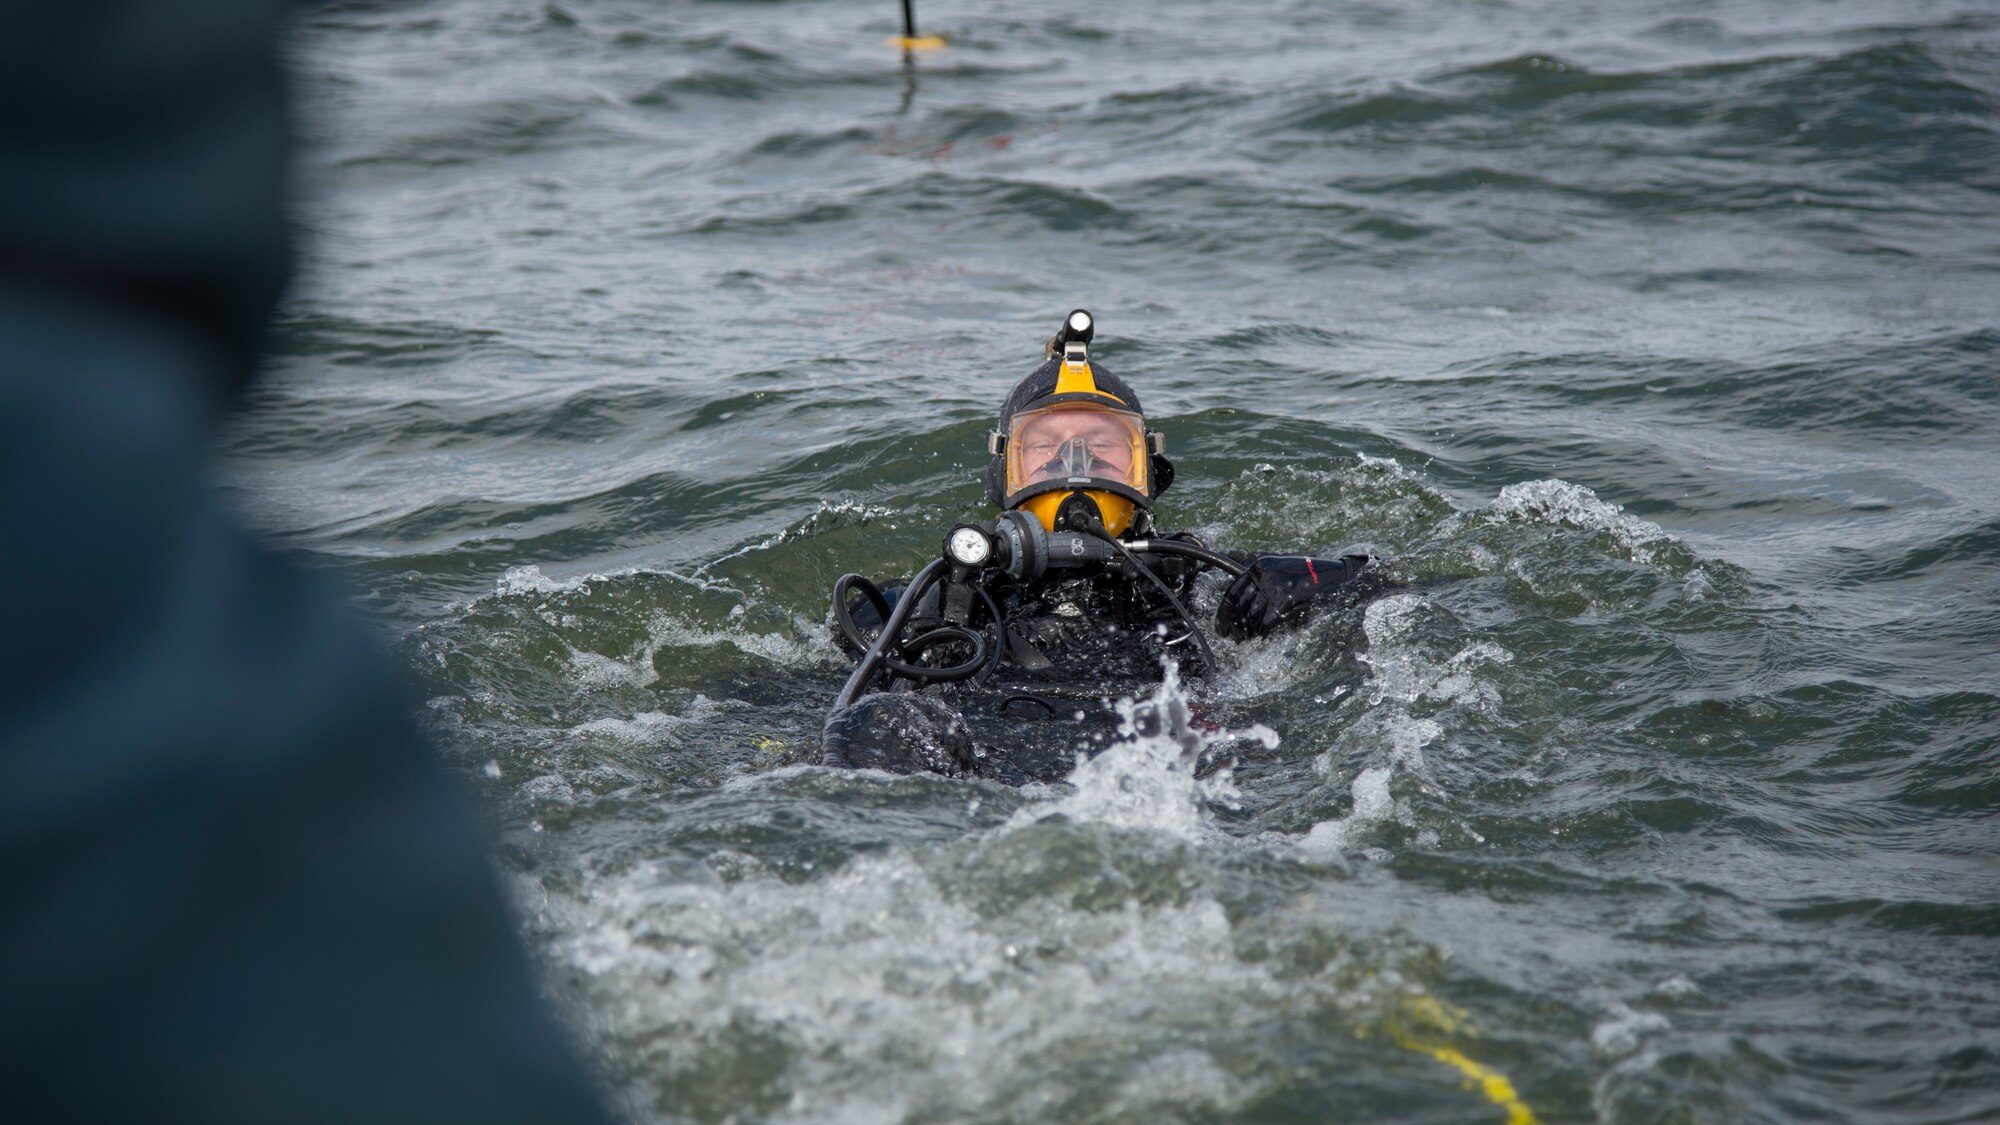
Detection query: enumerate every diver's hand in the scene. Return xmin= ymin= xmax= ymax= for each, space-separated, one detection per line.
xmin=1216 ymin=555 xmax=1362 ymax=640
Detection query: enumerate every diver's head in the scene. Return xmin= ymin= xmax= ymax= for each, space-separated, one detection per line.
xmin=983 ymin=310 xmax=1174 ymax=536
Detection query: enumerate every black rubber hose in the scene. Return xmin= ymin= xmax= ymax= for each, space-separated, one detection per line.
xmin=969 ymin=581 xmax=1006 ymax=686
xmin=1087 ymin=527 xmax=1221 ymax=674
xmin=831 ymin=572 xmax=893 ymax=655
xmin=833 ymin=567 xmax=1006 ymax=693
xmin=834 ymin=558 xmax=947 ymax=708
xmin=1127 ymin=538 xmax=1249 ymax=578
xmin=883 ymin=625 xmax=988 ymax=683
xmin=997 ymin=694 xmax=1058 ymax=718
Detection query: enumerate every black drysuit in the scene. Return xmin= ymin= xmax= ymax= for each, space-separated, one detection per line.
xmin=823 ymin=543 xmax=1382 ymax=783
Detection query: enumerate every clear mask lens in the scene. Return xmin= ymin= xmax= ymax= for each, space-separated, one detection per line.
xmin=1005 ymin=403 xmax=1148 ymax=497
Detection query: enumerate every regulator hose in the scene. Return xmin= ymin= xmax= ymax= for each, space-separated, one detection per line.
xmin=833 ymin=532 xmax=1238 ymax=707
xmin=831 ymin=573 xmax=893 ymax=655
xmin=834 ymin=558 xmax=947 ymax=708
xmin=1087 ymin=527 xmax=1221 ymax=675
xmin=889 ymin=625 xmax=990 ymax=684
xmin=965 ymin=581 xmax=1007 ymax=685
xmin=1128 ymin=537 xmax=1249 ymax=578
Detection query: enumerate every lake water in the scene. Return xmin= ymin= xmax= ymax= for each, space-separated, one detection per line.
xmin=227 ymin=0 xmax=2000 ymax=1119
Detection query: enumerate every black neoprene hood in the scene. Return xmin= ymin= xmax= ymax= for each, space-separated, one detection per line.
xmin=996 ymin=357 xmax=1146 ymax=427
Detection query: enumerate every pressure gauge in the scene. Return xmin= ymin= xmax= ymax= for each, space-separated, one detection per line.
xmin=945 ymin=525 xmax=993 ymax=567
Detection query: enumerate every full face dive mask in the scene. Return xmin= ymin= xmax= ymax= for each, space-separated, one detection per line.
xmin=982 ymin=310 xmax=1172 ymax=536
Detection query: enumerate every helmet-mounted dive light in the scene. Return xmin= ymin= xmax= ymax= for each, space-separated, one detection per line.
xmin=1043 ymin=308 xmax=1094 ymax=358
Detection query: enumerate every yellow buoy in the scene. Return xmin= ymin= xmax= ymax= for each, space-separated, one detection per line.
xmin=889 ymin=2 xmax=945 ymax=51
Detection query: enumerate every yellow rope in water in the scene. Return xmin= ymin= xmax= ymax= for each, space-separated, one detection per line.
xmin=1390 ymin=1034 xmax=1540 ymax=1125
xmin=887 ymin=34 xmax=948 ymax=50
xmin=1386 ymin=994 xmax=1542 ymax=1124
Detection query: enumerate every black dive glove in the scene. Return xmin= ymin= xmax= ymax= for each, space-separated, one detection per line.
xmin=1216 ymin=554 xmax=1367 ymax=640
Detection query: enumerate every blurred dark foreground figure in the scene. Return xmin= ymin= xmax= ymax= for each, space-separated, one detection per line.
xmin=0 ymin=2 xmax=612 ymax=1121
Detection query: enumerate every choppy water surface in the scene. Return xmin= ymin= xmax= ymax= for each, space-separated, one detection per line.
xmin=228 ymin=0 xmax=2000 ymax=1119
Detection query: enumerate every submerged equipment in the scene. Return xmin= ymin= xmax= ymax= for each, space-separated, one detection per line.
xmin=984 ymin=310 xmax=1174 ymax=537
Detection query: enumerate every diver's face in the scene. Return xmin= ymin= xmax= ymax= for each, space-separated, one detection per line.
xmin=1014 ymin=408 xmax=1137 ymax=485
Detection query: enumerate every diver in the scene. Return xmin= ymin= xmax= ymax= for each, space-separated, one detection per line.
xmin=823 ymin=310 xmax=1389 ymax=783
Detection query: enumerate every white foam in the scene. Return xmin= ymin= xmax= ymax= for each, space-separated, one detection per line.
xmin=1591 ymin=1003 xmax=1671 ymax=1060
xmin=1354 ymin=451 xmax=1419 ymax=479
xmin=1007 ymin=665 xmax=1266 ymax=839
xmin=1650 ymin=974 xmax=1699 ymax=1001
xmin=1681 ymin=568 xmax=1715 ymax=604
xmin=543 ymin=654 xmax=1490 ymax=1119
xmin=490 ymin=561 xmax=737 ymax=603
xmin=644 ymin=610 xmax=838 ymax=669
xmin=555 ymin=847 xmax=1335 ymax=1124
xmin=568 ymin=649 xmax=654 ymax=689
xmin=1107 ymin=1049 xmax=1248 ymax=1116
xmin=1288 ymin=589 xmax=1515 ymax=859
xmin=1360 ymin=595 xmax=1512 ymax=709
xmin=521 ymin=773 xmax=577 ymax=806
xmin=497 ymin=563 xmax=571 ymax=596
xmin=567 ymin=696 xmax=728 ymax=743
xmin=1294 ymin=765 xmax=1396 ymax=858
xmin=1486 ymin=479 xmax=1674 ymax=564
xmin=569 ymin=710 xmax=686 ymax=742
xmin=560 ymin=605 xmax=838 ymax=699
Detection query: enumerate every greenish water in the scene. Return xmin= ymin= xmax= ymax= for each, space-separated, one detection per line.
xmin=227 ymin=0 xmax=2000 ymax=1120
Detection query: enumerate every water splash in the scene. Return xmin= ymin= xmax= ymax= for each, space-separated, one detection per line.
xmin=1359 ymin=594 xmax=1513 ymax=710
xmin=1008 ymin=663 xmax=1270 ymax=839
xmin=640 ymin=610 xmax=836 ymax=670
xmin=494 ymin=561 xmax=736 ymax=599
xmin=567 ymin=695 xmax=728 ymax=744
xmin=689 ymin=499 xmax=903 ymax=581
xmin=1294 ymin=763 xmax=1398 ymax=859
xmin=1485 ymin=478 xmax=1676 ymax=565
xmin=1293 ymin=716 xmax=1441 ymax=861
xmin=552 ymin=846 xmax=1302 ymax=1123
xmin=498 ymin=562 xmax=574 ymax=596
xmin=1293 ymin=592 xmax=1512 ymax=858
xmin=543 ymin=824 xmax=1469 ymax=1124
xmin=1591 ymin=1002 xmax=1672 ymax=1060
